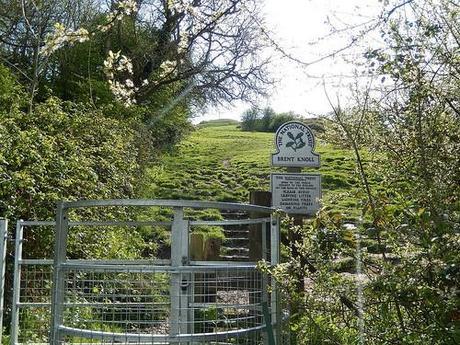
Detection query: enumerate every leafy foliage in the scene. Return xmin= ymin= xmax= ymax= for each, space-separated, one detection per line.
xmin=0 ymin=66 xmax=144 ymax=256
xmin=0 ymin=0 xmax=272 ymax=108
xmin=0 ymin=96 xmax=139 ymax=221
xmin=240 ymin=106 xmax=325 ymax=133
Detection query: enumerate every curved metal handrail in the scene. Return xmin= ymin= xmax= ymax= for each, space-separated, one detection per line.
xmin=59 ymin=323 xmax=268 ymax=342
xmin=19 ymin=218 xmax=271 ymax=228
xmin=61 ymin=199 xmax=275 ymax=214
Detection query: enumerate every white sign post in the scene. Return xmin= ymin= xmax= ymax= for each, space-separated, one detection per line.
xmin=271 ymin=173 xmax=321 ymax=215
xmin=272 ymin=121 xmax=320 ymax=167
xmin=269 ymin=121 xmax=322 ymax=298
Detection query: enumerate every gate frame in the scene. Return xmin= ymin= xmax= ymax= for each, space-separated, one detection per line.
xmin=24 ymin=199 xmax=280 ymax=344
xmin=10 ymin=220 xmax=55 ymax=345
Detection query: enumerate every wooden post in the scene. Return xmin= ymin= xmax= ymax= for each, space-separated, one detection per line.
xmin=190 ymin=233 xmax=221 ymax=261
xmin=203 ymin=238 xmax=221 ymax=261
xmin=190 ymin=233 xmax=221 ymax=332
xmin=190 ymin=233 xmax=205 ymax=261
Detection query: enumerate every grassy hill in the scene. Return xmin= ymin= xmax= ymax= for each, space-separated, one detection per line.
xmin=143 ymin=124 xmax=360 ymax=215
xmin=197 ymin=118 xmax=240 ymax=128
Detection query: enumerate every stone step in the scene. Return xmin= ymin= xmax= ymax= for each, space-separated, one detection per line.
xmin=223 ymin=229 xmax=249 ymax=237
xmin=224 ymin=238 xmax=248 ymax=247
xmin=220 ymin=255 xmax=250 ymax=261
xmin=224 ymin=236 xmax=249 ymax=241
xmin=223 ymin=247 xmax=249 ymax=256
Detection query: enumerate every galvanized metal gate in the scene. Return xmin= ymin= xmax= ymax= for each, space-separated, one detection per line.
xmin=0 ymin=218 xmax=8 ymax=343
xmin=8 ymin=200 xmax=285 ymax=344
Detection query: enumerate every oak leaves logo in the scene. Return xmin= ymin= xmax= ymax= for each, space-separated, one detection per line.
xmin=286 ymin=131 xmax=306 ymax=152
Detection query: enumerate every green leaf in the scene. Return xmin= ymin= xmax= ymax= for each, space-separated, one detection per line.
xmin=342 ymin=230 xmax=354 ymax=242
xmin=287 ymin=132 xmax=295 ymax=140
xmin=286 ymin=141 xmax=294 ymax=148
xmin=297 ymin=142 xmax=306 ymax=149
xmin=295 ymin=132 xmax=303 ymax=139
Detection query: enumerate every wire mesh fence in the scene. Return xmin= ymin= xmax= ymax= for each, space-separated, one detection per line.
xmin=10 ymin=222 xmax=55 ymax=344
xmin=57 ymin=265 xmax=267 ymax=344
xmin=7 ymin=200 xmax=285 ymax=344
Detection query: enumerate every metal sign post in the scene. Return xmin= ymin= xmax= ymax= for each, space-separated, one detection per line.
xmin=270 ymin=121 xmax=322 ymax=344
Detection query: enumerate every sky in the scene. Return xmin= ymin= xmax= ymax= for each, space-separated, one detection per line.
xmin=193 ymin=0 xmax=383 ymax=123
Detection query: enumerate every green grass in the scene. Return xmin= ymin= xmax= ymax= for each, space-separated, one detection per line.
xmin=142 ymin=124 xmax=361 ymax=215
xmin=197 ymin=118 xmax=240 ymax=128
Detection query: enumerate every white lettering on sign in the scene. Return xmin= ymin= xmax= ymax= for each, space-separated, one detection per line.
xmin=271 ymin=121 xmax=320 ymax=167
xmin=271 ymin=173 xmax=321 ymax=215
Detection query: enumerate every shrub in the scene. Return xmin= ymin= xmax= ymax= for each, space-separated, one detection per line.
xmin=240 ymin=106 xmax=324 ymax=133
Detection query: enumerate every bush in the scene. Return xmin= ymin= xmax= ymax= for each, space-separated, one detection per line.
xmin=0 ymin=70 xmax=141 ymax=223
xmin=240 ymin=106 xmax=260 ymax=131
xmin=268 ymin=111 xmax=298 ymax=131
xmin=240 ymin=106 xmax=325 ymax=133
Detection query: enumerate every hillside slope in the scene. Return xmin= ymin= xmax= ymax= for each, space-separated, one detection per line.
xmin=143 ymin=124 xmax=359 ymax=214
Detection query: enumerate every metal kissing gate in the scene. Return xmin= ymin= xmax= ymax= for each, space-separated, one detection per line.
xmin=8 ymin=199 xmax=284 ymax=344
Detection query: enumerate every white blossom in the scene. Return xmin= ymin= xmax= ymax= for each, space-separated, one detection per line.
xmin=109 ymin=80 xmax=137 ymax=106
xmin=41 ymin=23 xmax=89 ymax=57
xmin=169 ymin=0 xmax=228 ymax=53
xmin=103 ymin=50 xmax=137 ymax=106
xmin=159 ymin=60 xmax=177 ymax=78
xmin=43 ymin=0 xmax=139 ymax=106
xmin=98 ymin=0 xmax=138 ymax=32
xmin=125 ymin=79 xmax=134 ymax=88
xmin=178 ymin=33 xmax=189 ymax=54
xmin=117 ymin=0 xmax=137 ymax=16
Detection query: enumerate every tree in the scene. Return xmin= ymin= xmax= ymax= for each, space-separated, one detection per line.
xmin=268 ymin=111 xmax=298 ymax=132
xmin=266 ymin=1 xmax=460 ymax=343
xmin=240 ymin=106 xmax=259 ymax=131
xmin=0 ymin=0 xmax=99 ymax=109
xmin=0 ymin=0 xmax=272 ymax=110
xmin=260 ymin=107 xmax=276 ymax=131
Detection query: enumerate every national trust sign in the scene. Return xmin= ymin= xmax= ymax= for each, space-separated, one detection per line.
xmin=271 ymin=121 xmax=320 ymax=167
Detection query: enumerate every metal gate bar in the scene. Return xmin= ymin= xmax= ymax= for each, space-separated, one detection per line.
xmin=10 ymin=220 xmax=23 ymax=344
xmin=0 ymin=218 xmax=8 ymax=343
